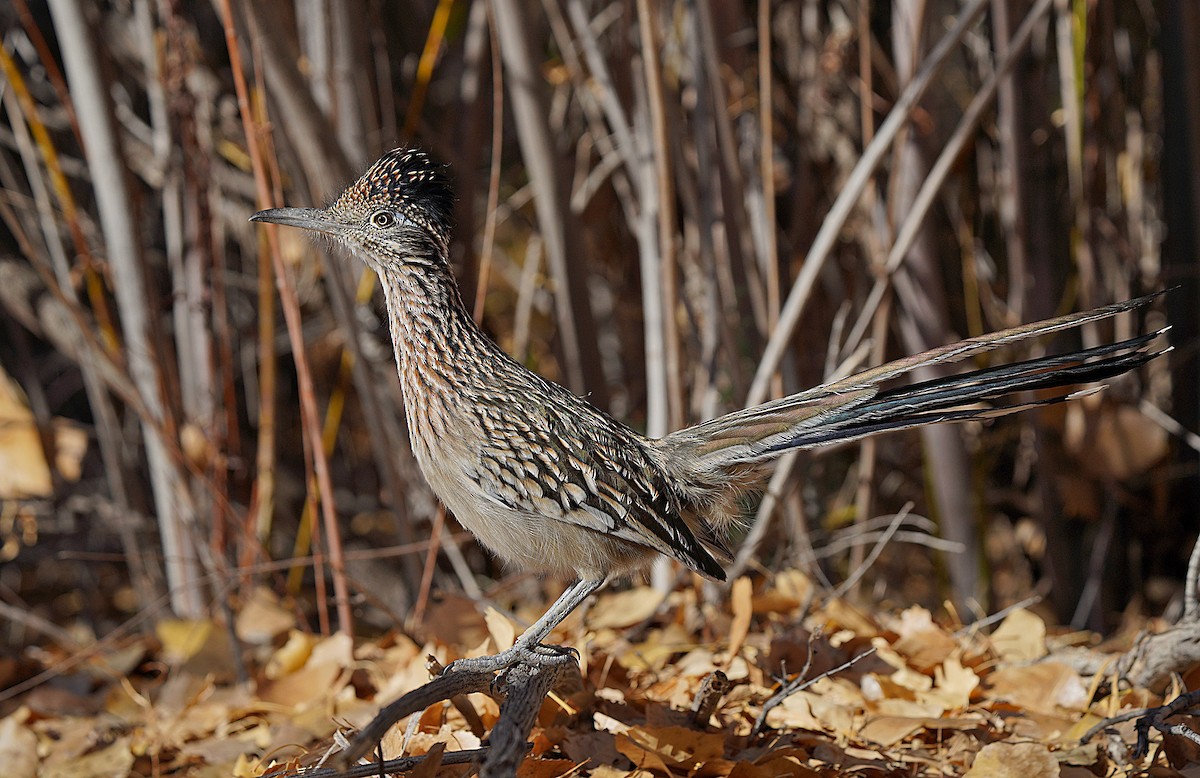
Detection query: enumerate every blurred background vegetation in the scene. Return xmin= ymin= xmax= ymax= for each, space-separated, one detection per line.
xmin=0 ymin=0 xmax=1194 ymax=661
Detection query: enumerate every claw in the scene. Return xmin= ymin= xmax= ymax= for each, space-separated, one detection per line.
xmin=541 ymin=644 xmax=577 ymax=659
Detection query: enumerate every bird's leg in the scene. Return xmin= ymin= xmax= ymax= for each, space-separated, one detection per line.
xmin=444 ymin=578 xmax=605 ymax=674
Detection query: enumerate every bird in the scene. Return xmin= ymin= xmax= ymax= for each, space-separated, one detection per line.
xmin=251 ymin=147 xmax=1166 ymax=673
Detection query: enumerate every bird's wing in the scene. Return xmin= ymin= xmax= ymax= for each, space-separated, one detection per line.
xmin=474 ymin=383 xmax=728 ymax=581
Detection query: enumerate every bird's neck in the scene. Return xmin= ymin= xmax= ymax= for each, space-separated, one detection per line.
xmin=379 ymin=264 xmax=498 ymax=401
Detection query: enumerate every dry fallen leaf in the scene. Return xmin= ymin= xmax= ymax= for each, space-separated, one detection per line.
xmin=990 ymin=608 xmax=1048 ymax=662
xmin=266 ymin=630 xmax=319 ymax=679
xmin=40 ymin=738 xmax=135 ymax=778
xmin=860 ymin=714 xmax=983 ymax=747
xmin=157 ymin=619 xmax=214 ymax=663
xmin=620 ymin=622 xmax=695 ymax=672
xmin=821 ymin=598 xmax=878 ymax=637
xmin=922 ymin=654 xmax=979 ymax=711
xmin=892 ymin=607 xmax=959 ymax=672
xmin=1064 ymin=396 xmax=1168 ymax=481
xmin=986 ymin=661 xmax=1087 ymax=715
xmin=424 ymin=593 xmax=489 ymax=649
xmin=964 ymin=741 xmax=1059 ymax=777
xmin=0 ymin=367 xmax=86 ymax=498
xmin=516 ymin=757 xmax=582 ymax=777
xmin=485 ymin=605 xmax=518 ymax=651
xmin=236 ymin=587 xmax=297 ymax=645
xmin=744 ymin=749 xmax=821 ymax=777
xmin=12 ymin=555 xmax=1186 ymax=777
xmin=615 ymin=724 xmax=727 ymax=772
xmin=772 ymin=688 xmax=856 ymax=737
xmin=590 ymin=587 xmax=666 ymax=630
xmin=857 ymin=715 xmax=922 ymax=747
xmin=725 ymin=576 xmax=753 ymax=661
xmin=0 ymin=709 xmax=37 ymax=778
xmin=259 ymin=633 xmax=352 ymax=707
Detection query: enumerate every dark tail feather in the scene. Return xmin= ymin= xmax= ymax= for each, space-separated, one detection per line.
xmin=662 ymin=293 xmax=1168 ymax=472
xmin=761 ymin=330 xmax=1167 ymax=454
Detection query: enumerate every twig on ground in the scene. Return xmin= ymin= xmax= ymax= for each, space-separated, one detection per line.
xmin=690 ymin=670 xmax=730 ymax=727
xmin=328 ymin=651 xmax=578 ymax=775
xmin=264 ymin=745 xmax=490 ymax=778
xmin=1186 ymin=526 xmax=1200 ymax=623
xmin=333 ymin=663 xmax=496 ymax=768
xmin=831 ymin=504 xmax=914 ymax=599
xmin=1079 ymin=689 xmax=1200 ymax=762
xmin=954 ymin=594 xmax=1043 ymax=636
xmin=1077 ymin=536 xmax=1200 ymax=760
xmin=752 ymin=631 xmax=878 ymax=737
xmin=1133 ymin=690 xmax=1200 ymax=758
xmin=1115 ymin=534 xmax=1200 ymax=689
xmin=482 ymin=656 xmax=577 ymax=777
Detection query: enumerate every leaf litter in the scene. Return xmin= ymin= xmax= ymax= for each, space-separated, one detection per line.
xmin=2 ymin=573 xmax=1195 ymax=777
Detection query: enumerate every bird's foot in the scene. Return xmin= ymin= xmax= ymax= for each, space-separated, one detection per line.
xmin=443 ymin=642 xmax=578 ymax=675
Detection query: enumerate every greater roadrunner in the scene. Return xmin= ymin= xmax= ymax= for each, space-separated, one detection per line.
xmin=251 ymin=148 xmax=1165 ymax=672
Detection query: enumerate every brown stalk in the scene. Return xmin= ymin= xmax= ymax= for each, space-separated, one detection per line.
xmin=888 ymin=0 xmax=980 ymax=607
xmin=697 ymin=3 xmax=762 ymax=317
xmin=563 ymin=0 xmax=671 ymax=438
xmin=490 ymin=0 xmax=607 ymax=401
xmin=472 ymin=0 xmax=505 ymax=324
xmin=243 ymin=4 xmax=422 ymax=591
xmin=1054 ymin=0 xmax=1095 ymax=310
xmin=47 ymin=0 xmax=204 ymax=616
xmin=746 ymin=0 xmax=992 ymax=407
xmin=219 ymin=0 xmax=353 ymax=635
xmin=0 ymin=89 xmax=156 ymax=608
xmin=402 ymin=0 xmax=457 ymax=141
xmin=10 ymin=0 xmax=83 ymax=145
xmin=758 ymin=0 xmax=781 ymax=400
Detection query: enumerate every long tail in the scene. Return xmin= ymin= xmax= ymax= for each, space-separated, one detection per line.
xmin=660 ymin=293 xmax=1168 ymax=473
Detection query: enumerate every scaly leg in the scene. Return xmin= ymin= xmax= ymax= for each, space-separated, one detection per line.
xmin=445 ymin=578 xmax=605 ymax=674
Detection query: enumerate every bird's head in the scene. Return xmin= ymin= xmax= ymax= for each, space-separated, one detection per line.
xmin=250 ymin=148 xmax=454 ymax=270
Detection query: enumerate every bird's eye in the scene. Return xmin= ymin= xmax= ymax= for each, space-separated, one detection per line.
xmin=370 ymin=210 xmax=396 ymax=229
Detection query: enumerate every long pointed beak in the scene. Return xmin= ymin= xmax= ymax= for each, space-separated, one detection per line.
xmin=249 ymin=207 xmax=343 ymax=236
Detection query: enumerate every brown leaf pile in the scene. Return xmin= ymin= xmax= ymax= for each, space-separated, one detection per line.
xmin=1 ymin=573 xmax=1189 ymax=777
